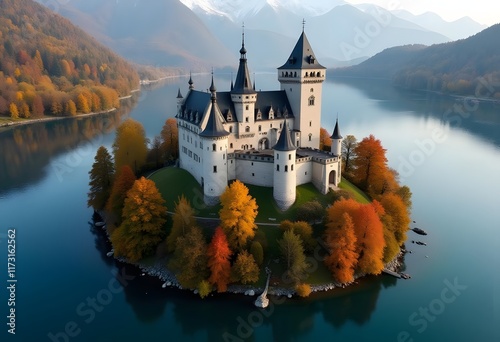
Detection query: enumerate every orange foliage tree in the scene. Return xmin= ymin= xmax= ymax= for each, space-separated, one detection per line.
xmin=324 ymin=212 xmax=359 ymax=283
xmin=351 ymin=135 xmax=388 ymax=193
xmin=379 ymin=193 xmax=411 ymax=245
xmin=319 ymin=127 xmax=331 ymax=150
xmin=219 ymin=180 xmax=258 ymax=251
xmin=106 ymin=165 xmax=136 ymax=221
xmin=160 ymin=118 xmax=179 ymax=161
xmin=207 ymin=227 xmax=232 ymax=292
xmin=113 ymin=118 xmax=148 ymax=174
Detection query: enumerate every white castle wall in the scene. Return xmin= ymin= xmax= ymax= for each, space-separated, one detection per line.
xmin=296 ymin=160 xmax=313 ymax=185
xmin=234 ymin=158 xmax=274 ymax=187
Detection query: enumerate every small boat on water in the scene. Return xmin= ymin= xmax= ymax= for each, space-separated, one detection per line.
xmin=412 ymin=227 xmax=428 ymax=235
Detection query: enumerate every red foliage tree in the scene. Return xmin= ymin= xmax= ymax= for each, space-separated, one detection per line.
xmin=207 ymin=227 xmax=232 ymax=292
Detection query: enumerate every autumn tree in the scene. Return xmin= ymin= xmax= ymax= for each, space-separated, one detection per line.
xmin=9 ymin=103 xmax=18 ymax=119
xmin=396 ymin=185 xmax=413 ymax=209
xmin=279 ymin=220 xmax=316 ymax=252
xmin=379 ymin=193 xmax=411 ymax=245
xmin=279 ymin=230 xmax=309 ymax=284
xmin=105 ymin=165 xmax=136 ymax=221
xmin=219 ymin=180 xmax=258 ymax=251
xmin=166 ymin=195 xmax=197 ymax=253
xmin=32 ymin=95 xmax=44 ymax=117
xmin=324 ymin=213 xmax=359 ymax=283
xmin=160 ymin=118 xmax=179 ymax=161
xmin=207 ymin=227 xmax=232 ymax=292
xmin=77 ymin=93 xmax=90 ymax=113
xmin=198 ymin=280 xmax=212 ymax=299
xmin=342 ymin=135 xmax=357 ymax=174
xmin=232 ymin=251 xmax=259 ymax=284
xmin=113 ymin=118 xmax=148 ymax=174
xmin=351 ymin=135 xmax=388 ymax=192
xmin=326 ymin=198 xmax=385 ymax=275
xmin=112 ymin=177 xmax=167 ymax=262
xmin=319 ymin=127 xmax=331 ymax=151
xmin=87 ymin=146 xmax=114 ymax=210
xmin=65 ymin=99 xmax=76 ymax=116
xmin=295 ymin=283 xmax=312 ymax=297
xmin=168 ymin=226 xmax=208 ymax=289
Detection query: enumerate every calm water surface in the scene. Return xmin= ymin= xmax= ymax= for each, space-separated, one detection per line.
xmin=1 ymin=74 xmax=499 ymax=341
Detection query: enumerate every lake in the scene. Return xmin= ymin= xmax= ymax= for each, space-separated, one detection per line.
xmin=0 ymin=73 xmax=499 ymax=341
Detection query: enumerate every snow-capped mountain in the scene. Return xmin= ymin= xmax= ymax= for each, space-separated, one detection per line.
xmin=179 ymin=0 xmax=345 ymax=21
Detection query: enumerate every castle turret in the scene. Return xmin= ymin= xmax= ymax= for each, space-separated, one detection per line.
xmin=231 ymin=29 xmax=257 ymax=131
xmin=330 ymin=118 xmax=342 ymax=156
xmin=273 ymin=118 xmax=297 ymax=210
xmin=199 ymin=76 xmax=229 ymax=205
xmin=278 ymin=28 xmax=326 ymax=149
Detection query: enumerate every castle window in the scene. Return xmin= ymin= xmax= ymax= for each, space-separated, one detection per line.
xmin=245 ymin=116 xmax=249 ymax=122
xmin=230 ymin=143 xmax=233 ymax=149
xmin=258 ymin=125 xmax=262 ymax=132
xmin=213 ymin=166 xmax=217 ymax=173
xmin=277 ymin=153 xmax=279 ymax=160
xmin=289 ymin=154 xmax=291 ymax=160
xmin=252 ymin=173 xmax=255 ymax=177
xmin=251 ymin=162 xmax=254 ymax=166
xmin=294 ymin=72 xmax=297 ymax=77
xmin=309 ymin=121 xmax=312 ymax=127
xmin=212 ymin=143 xmax=216 ymax=151
xmin=310 ymin=88 xmax=314 ymax=92
xmin=291 ymin=165 xmax=294 ymax=171
xmin=308 ymin=134 xmax=312 ymax=142
xmin=270 ymin=124 xmax=273 ymax=128
xmin=280 ymin=123 xmax=282 ymax=129
xmin=277 ymin=165 xmax=280 ymax=171
xmin=305 ymin=171 xmax=307 ymax=175
xmin=245 ymin=126 xmax=250 ymax=133
xmin=223 ymin=154 xmax=225 ymax=160
xmin=305 ymin=72 xmax=309 ymax=77
xmin=308 ymin=96 xmax=315 ymax=106
xmin=285 ymin=165 xmax=288 ymax=172
xmin=246 ymin=105 xmax=249 ymax=111
xmin=229 ymin=126 xmax=233 ymax=133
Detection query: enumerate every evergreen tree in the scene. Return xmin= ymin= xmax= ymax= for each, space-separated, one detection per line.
xmin=87 ymin=146 xmax=114 ymax=210
xmin=166 ymin=195 xmax=197 ymax=253
xmin=278 ymin=230 xmax=309 ymax=284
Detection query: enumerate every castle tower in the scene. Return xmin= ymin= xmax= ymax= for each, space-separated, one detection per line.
xmin=231 ymin=29 xmax=257 ymax=132
xmin=199 ymin=76 xmax=230 ymax=205
xmin=330 ymin=118 xmax=342 ymax=156
xmin=176 ymin=88 xmax=183 ymax=116
xmin=273 ymin=118 xmax=297 ymax=211
xmin=278 ymin=28 xmax=326 ymax=149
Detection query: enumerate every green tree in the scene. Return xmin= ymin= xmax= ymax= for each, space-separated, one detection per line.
xmin=166 ymin=195 xmax=197 ymax=253
xmin=278 ymin=230 xmax=309 ymax=284
xmin=232 ymin=251 xmax=259 ymax=284
xmin=219 ymin=180 xmax=259 ymax=251
xmin=250 ymin=241 xmax=264 ymax=265
xmin=113 ymin=118 xmax=148 ymax=174
xmin=112 ymin=177 xmax=167 ymax=262
xmin=169 ymin=226 xmax=208 ymax=289
xmin=87 ymin=146 xmax=114 ymax=210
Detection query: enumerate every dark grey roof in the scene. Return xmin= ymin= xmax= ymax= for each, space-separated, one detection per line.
xmin=330 ymin=119 xmax=343 ymax=139
xmin=278 ymin=31 xmax=325 ymax=70
xmin=274 ymin=118 xmax=296 ymax=151
xmin=200 ymin=99 xmax=229 ymax=138
xmin=231 ymin=43 xmax=256 ymax=95
xmin=177 ymin=88 xmax=183 ymax=99
xmin=254 ymin=90 xmax=293 ymax=120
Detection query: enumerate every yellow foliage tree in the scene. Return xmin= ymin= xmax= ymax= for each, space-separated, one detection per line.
xmin=76 ymin=93 xmax=90 ymax=113
xmin=112 ymin=177 xmax=167 ymax=262
xmin=9 ymin=103 xmax=18 ymax=119
xmin=65 ymin=99 xmax=76 ymax=116
xmin=112 ymin=118 xmax=148 ymax=174
xmin=219 ymin=180 xmax=258 ymax=251
xmin=166 ymin=195 xmax=197 ymax=253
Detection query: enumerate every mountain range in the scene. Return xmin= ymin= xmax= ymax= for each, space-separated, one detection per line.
xmin=333 ymin=24 xmax=500 ymax=98
xmin=36 ymin=0 xmax=489 ymax=70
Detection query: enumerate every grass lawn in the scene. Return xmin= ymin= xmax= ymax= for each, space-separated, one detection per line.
xmin=339 ymin=177 xmax=371 ymax=204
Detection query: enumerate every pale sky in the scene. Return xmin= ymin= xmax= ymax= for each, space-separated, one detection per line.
xmin=345 ymin=0 xmax=498 ymax=26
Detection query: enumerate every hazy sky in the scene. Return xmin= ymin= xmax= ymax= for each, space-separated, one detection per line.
xmin=345 ymin=0 xmax=497 ymax=25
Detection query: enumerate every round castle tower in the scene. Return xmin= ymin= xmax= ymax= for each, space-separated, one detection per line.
xmin=199 ymin=77 xmax=230 ymax=205
xmin=330 ymin=118 xmax=343 ymax=156
xmin=273 ymin=118 xmax=297 ymax=211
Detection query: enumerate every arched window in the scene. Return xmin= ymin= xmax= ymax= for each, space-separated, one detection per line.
xmin=229 ymin=126 xmax=233 ymax=133
xmin=245 ymin=126 xmax=250 ymax=133
xmin=276 ymin=165 xmax=280 ymax=171
xmin=310 ymin=88 xmax=314 ymax=92
xmin=317 ymin=72 xmax=321 ymax=77
xmin=291 ymin=165 xmax=294 ymax=171
xmin=294 ymin=71 xmax=297 ymax=77
xmin=212 ymin=143 xmax=216 ymax=151
xmin=230 ymin=143 xmax=233 ymax=149
xmin=285 ymin=165 xmax=288 ymax=172
xmin=305 ymin=72 xmax=309 ymax=77
xmin=308 ymin=134 xmax=312 ymax=142
xmin=308 ymin=96 xmax=315 ymax=106
xmin=258 ymin=125 xmax=262 ymax=132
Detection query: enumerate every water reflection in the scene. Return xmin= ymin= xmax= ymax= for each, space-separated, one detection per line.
xmin=0 ymin=96 xmax=137 ymax=195
xmin=330 ymin=77 xmax=500 ymax=147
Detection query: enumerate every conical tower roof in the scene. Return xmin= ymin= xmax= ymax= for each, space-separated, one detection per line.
xmin=278 ymin=31 xmax=325 ymax=70
xmin=231 ymin=30 xmax=256 ymax=95
xmin=274 ymin=118 xmax=296 ymax=151
xmin=200 ymin=77 xmax=229 ymax=138
xmin=330 ymin=118 xmax=343 ymax=139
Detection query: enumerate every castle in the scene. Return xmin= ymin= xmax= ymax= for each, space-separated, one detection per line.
xmin=176 ymin=29 xmax=343 ymax=210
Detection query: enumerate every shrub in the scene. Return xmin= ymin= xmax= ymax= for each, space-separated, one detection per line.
xmin=295 ymin=283 xmax=312 ymax=297
xmin=295 ymin=200 xmax=325 ymax=223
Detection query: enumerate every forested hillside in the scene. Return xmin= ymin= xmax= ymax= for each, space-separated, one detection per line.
xmin=334 ymin=24 xmax=500 ymax=98
xmin=0 ymin=0 xmax=139 ymax=118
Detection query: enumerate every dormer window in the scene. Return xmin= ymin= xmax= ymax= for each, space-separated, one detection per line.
xmin=256 ymin=109 xmax=262 ymax=120
xmin=309 ymin=55 xmax=315 ymax=64
xmin=269 ymin=107 xmax=274 ymax=120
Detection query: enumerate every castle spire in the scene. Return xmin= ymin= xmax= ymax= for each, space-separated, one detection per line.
xmin=232 ymin=23 xmax=255 ymax=95
xmin=274 ymin=117 xmax=296 ymax=151
xmin=188 ymin=72 xmax=194 ymax=90
xmin=209 ymin=70 xmax=216 ymax=101
xmin=330 ymin=117 xmax=342 ymax=140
